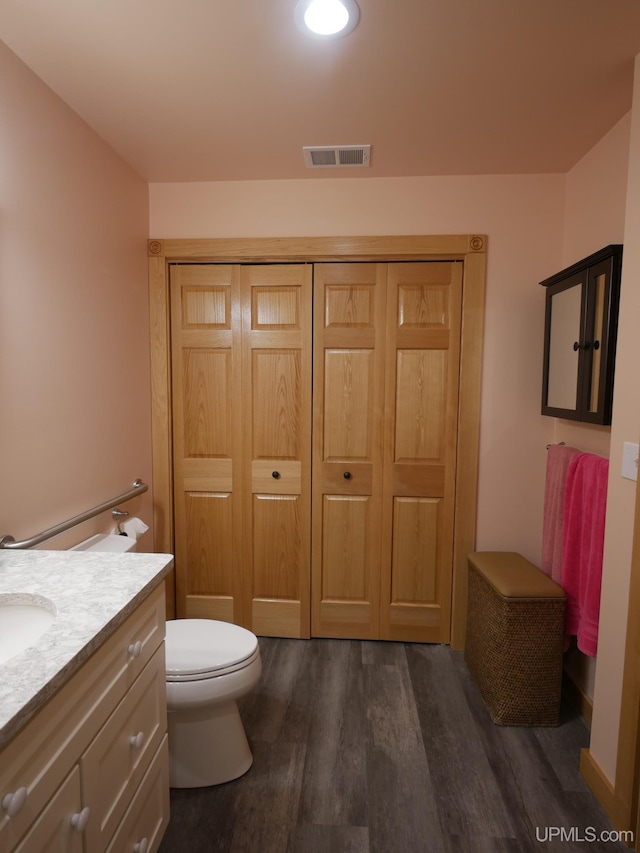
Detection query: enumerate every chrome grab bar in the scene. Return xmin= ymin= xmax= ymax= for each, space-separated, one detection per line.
xmin=0 ymin=479 xmax=148 ymax=550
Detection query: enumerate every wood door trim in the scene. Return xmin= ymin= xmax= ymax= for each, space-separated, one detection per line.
xmin=149 ymin=235 xmax=482 ymax=263
xmin=149 ymin=235 xmax=486 ymax=644
xmin=601 ymin=466 xmax=640 ymax=834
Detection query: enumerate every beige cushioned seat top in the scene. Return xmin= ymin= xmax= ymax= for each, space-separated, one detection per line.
xmin=468 ymin=551 xmax=566 ymax=599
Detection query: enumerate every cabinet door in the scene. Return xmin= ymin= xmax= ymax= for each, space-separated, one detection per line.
xmin=82 ymin=648 xmax=166 ymax=852
xmin=311 ymin=264 xmax=387 ymax=639
xmin=14 ymin=768 xmax=84 ymax=853
xmin=171 ymin=265 xmax=243 ymax=622
xmin=241 ymin=265 xmax=312 ymax=638
xmin=106 ymin=737 xmax=169 ymax=853
xmin=580 ymin=256 xmax=619 ymax=424
xmin=380 ymin=262 xmax=463 ymax=643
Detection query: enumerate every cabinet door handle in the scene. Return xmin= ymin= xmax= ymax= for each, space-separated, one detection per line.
xmin=343 ymin=471 xmax=352 ymax=480
xmin=127 ymin=640 xmax=142 ymax=658
xmin=70 ymin=807 xmax=91 ymax=833
xmin=130 ymin=731 xmax=145 ymax=750
xmin=593 ymin=340 xmax=600 ymax=351
xmin=573 ymin=341 xmax=581 ymax=351
xmin=1 ymin=787 xmax=28 ymax=818
xmin=272 ymin=471 xmax=280 ymax=479
xmin=134 ymin=838 xmax=149 ymax=853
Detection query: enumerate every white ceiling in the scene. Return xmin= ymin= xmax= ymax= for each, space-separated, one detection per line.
xmin=2 ymin=0 xmax=640 ymax=183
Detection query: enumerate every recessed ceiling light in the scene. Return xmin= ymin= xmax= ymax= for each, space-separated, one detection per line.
xmin=294 ymin=0 xmax=360 ymax=38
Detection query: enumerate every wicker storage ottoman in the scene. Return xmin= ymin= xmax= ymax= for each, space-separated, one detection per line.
xmin=464 ymin=551 xmax=566 ymax=726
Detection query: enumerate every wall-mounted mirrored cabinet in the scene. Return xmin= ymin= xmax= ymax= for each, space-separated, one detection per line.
xmin=541 ymin=244 xmax=622 ymax=425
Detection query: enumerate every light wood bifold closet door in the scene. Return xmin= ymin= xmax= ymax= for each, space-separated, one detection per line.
xmin=312 ymin=262 xmax=462 ymax=643
xmin=170 ymin=264 xmax=312 ymax=639
xmin=171 ymin=259 xmax=462 ymax=644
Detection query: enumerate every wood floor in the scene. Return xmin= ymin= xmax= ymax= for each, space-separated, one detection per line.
xmin=159 ymin=638 xmax=628 ymax=853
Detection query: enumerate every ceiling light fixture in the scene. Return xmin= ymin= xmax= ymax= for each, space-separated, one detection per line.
xmin=294 ymin=0 xmax=360 ymax=38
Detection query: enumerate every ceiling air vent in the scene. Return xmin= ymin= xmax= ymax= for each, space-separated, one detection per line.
xmin=303 ymin=145 xmax=371 ymax=168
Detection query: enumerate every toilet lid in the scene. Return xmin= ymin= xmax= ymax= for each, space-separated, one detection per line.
xmin=165 ymin=619 xmax=259 ymax=681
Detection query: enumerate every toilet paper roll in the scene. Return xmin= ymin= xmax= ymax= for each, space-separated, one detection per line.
xmin=120 ymin=517 xmax=149 ymax=541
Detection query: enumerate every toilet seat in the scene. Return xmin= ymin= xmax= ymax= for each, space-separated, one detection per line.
xmin=165 ymin=619 xmax=260 ymax=682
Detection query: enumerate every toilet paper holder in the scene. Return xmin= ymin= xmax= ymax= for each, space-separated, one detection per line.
xmin=112 ymin=509 xmax=129 ymax=521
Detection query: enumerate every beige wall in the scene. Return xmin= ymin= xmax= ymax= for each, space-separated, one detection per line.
xmin=563 ymin=113 xmax=631 ymax=268
xmin=0 ymin=42 xmax=153 ymax=550
xmin=554 ymin=114 xmax=631 ymax=713
xmin=589 ymin=61 xmax=640 ymax=783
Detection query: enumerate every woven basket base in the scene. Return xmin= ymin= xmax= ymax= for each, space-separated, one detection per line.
xmin=465 ymin=565 xmax=565 ymax=727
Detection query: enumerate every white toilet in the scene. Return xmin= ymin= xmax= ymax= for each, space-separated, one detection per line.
xmin=71 ymin=534 xmax=262 ymax=788
xmin=165 ymin=619 xmax=262 ymax=788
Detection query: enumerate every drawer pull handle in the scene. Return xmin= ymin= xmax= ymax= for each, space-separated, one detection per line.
xmin=343 ymin=471 xmax=352 ymax=480
xmin=134 ymin=838 xmax=149 ymax=853
xmin=130 ymin=731 xmax=145 ymax=750
xmin=272 ymin=471 xmax=280 ymax=479
xmin=127 ymin=640 xmax=142 ymax=658
xmin=70 ymin=807 xmax=91 ymax=832
xmin=2 ymin=787 xmax=28 ymax=818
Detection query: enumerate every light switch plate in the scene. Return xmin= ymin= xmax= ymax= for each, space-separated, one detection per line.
xmin=622 ymin=442 xmax=639 ymax=482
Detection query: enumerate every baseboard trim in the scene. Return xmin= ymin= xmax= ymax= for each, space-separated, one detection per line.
xmin=580 ymin=748 xmax=631 ymax=837
xmin=563 ymin=670 xmax=593 ymax=728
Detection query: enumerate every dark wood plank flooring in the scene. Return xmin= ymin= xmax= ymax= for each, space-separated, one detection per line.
xmin=159 ymin=638 xmax=628 ymax=853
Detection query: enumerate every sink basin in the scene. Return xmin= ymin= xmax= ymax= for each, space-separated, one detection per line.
xmin=0 ymin=594 xmax=56 ymax=666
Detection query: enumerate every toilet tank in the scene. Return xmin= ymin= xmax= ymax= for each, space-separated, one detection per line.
xmin=70 ymin=533 xmax=137 ymax=553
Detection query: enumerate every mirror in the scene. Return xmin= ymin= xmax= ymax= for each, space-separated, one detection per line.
xmin=547 ymin=284 xmax=581 ymax=410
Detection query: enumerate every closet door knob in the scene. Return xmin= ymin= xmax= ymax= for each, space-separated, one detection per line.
xmin=70 ymin=807 xmax=91 ymax=832
xmin=272 ymin=471 xmax=280 ymax=479
xmin=343 ymin=471 xmax=352 ymax=480
xmin=2 ymin=787 xmax=28 ymax=818
xmin=134 ymin=839 xmax=149 ymax=853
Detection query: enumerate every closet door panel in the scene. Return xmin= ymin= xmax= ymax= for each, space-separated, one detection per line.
xmin=251 ymin=493 xmax=304 ymax=635
xmin=395 ymin=350 xmax=448 ymax=460
xmin=318 ymin=494 xmax=373 ymax=629
xmin=390 ymin=496 xmax=440 ymax=623
xmin=381 ymin=262 xmax=463 ymax=643
xmin=323 ymin=349 xmax=374 ymax=460
xmin=182 ymin=348 xmax=230 ymax=457
xmin=182 ymin=492 xmax=235 ymax=621
xmin=242 ymin=265 xmax=312 ymax=638
xmin=171 ymin=265 xmax=243 ymax=623
xmin=312 ymin=264 xmax=386 ymax=639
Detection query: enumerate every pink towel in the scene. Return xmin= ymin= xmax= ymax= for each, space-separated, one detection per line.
xmin=542 ymin=444 xmax=580 ymax=583
xmin=560 ymin=453 xmax=609 ymax=657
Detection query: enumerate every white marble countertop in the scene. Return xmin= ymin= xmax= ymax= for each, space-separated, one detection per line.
xmin=0 ymin=549 xmax=173 ymax=749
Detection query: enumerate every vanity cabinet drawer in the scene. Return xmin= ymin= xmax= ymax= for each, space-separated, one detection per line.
xmin=14 ymin=767 xmax=84 ymax=853
xmin=107 ymin=736 xmax=170 ymax=853
xmin=0 ymin=584 xmax=166 ymax=852
xmin=82 ymin=646 xmax=166 ymax=853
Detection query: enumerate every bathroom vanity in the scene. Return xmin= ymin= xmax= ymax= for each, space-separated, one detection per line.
xmin=0 ymin=549 xmax=173 ymax=852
